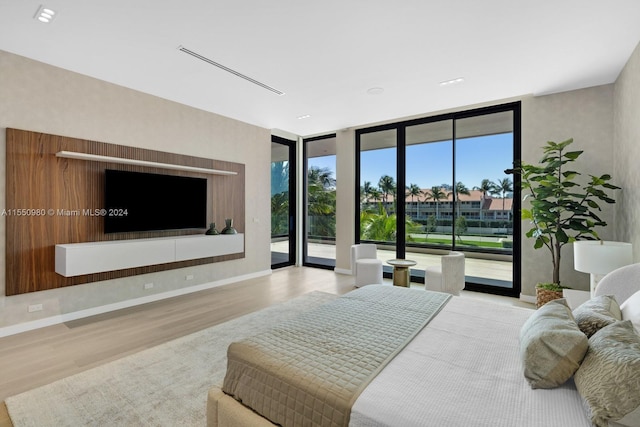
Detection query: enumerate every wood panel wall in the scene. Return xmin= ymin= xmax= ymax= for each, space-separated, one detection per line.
xmin=5 ymin=128 xmax=245 ymax=296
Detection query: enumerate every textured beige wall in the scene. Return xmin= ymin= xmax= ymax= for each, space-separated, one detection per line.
xmin=520 ymin=85 xmax=616 ymax=296
xmin=614 ymin=42 xmax=640 ymax=253
xmin=335 ymin=129 xmax=356 ymax=272
xmin=0 ymin=50 xmax=271 ymax=329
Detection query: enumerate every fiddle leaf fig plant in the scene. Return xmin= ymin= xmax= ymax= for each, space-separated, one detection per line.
xmin=515 ymin=138 xmax=620 ymax=286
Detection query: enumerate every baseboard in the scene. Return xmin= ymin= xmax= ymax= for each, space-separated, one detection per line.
xmin=0 ymin=269 xmax=272 ymax=338
xmin=519 ymin=293 xmax=536 ymax=305
xmin=334 ymin=268 xmax=352 ymax=275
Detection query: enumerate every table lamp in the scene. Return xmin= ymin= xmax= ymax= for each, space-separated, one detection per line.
xmin=573 ymin=240 xmax=633 ymax=296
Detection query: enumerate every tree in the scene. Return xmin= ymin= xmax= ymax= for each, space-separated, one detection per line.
xmin=448 ymin=182 xmax=471 ymax=218
xmin=406 ymin=183 xmax=422 ymax=217
xmin=425 ymin=186 xmax=446 ymax=219
xmin=455 ymin=216 xmax=468 ymax=243
xmin=473 ymin=179 xmax=497 ymax=221
xmin=307 ymin=166 xmax=336 ymax=238
xmin=494 ymin=177 xmax=514 ymax=217
xmin=271 ymin=191 xmax=289 ymax=235
xmin=361 ymin=181 xmax=373 ymax=203
xmin=369 ymin=188 xmax=382 ymax=203
xmin=378 ymin=175 xmax=396 ymax=214
xmin=360 ymin=203 xmax=419 ymax=242
xmin=425 ymin=214 xmax=437 ymax=239
xmin=271 ymin=161 xmax=289 ymax=196
xmin=515 ymin=138 xmax=619 ymax=285
xmin=271 ymin=160 xmax=290 ymax=237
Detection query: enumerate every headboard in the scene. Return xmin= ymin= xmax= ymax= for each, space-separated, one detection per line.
xmin=595 ymin=263 xmax=640 ymax=304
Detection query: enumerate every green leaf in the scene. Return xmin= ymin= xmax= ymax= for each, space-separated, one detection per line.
xmin=563 ymin=151 xmax=583 ymax=160
xmin=556 ymin=229 xmax=569 ymax=243
xmin=534 ymin=238 xmax=544 ymax=249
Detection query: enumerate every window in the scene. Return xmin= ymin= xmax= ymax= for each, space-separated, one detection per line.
xmin=303 ymin=134 xmax=337 ymax=269
xmin=271 ymin=136 xmax=296 ymax=268
xmin=356 ymin=102 xmax=521 ymax=296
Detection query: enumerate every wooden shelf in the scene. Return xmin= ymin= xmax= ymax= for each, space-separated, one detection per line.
xmin=55 ymin=234 xmax=245 ymax=277
xmin=55 ymin=151 xmax=238 ymax=175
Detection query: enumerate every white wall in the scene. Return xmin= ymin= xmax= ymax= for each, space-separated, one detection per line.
xmin=0 ymin=50 xmax=272 ymax=331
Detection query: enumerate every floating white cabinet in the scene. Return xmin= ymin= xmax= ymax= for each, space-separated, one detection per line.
xmin=55 ymin=234 xmax=244 ymax=277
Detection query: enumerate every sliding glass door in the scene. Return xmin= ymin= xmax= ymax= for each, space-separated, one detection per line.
xmin=356 ymin=103 xmax=521 ymax=296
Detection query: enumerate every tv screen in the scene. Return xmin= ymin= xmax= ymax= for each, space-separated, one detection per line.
xmin=104 ymin=169 xmax=207 ymax=233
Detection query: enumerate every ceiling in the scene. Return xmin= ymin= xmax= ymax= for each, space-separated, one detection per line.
xmin=1 ymin=1 xmax=640 ymax=137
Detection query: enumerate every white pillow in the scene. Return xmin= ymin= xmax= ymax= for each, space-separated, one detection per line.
xmin=620 ymin=290 xmax=640 ymax=335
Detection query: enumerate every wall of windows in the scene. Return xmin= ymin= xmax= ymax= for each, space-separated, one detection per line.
xmin=356 ymin=103 xmax=521 ymax=296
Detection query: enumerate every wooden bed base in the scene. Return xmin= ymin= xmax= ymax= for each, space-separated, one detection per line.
xmin=207 ymin=386 xmax=275 ymax=427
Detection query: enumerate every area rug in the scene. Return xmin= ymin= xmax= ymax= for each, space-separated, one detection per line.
xmin=5 ymin=291 xmax=338 ymax=427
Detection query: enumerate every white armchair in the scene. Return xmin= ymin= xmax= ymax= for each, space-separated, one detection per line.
xmin=350 ymin=244 xmax=383 ymax=287
xmin=425 ymin=251 xmax=465 ymax=295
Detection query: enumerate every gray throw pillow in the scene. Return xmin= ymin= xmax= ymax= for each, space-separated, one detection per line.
xmin=573 ymin=294 xmax=622 ymax=337
xmin=519 ymin=298 xmax=589 ymax=389
xmin=574 ymin=320 xmax=640 ymax=427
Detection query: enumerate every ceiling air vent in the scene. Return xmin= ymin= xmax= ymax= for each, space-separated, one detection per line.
xmin=178 ymin=46 xmax=285 ymax=96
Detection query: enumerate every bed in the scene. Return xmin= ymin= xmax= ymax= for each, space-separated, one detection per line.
xmin=207 ymin=264 xmax=640 ymax=427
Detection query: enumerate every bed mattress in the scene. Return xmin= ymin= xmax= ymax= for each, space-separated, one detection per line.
xmin=349 ymin=296 xmax=593 ymax=426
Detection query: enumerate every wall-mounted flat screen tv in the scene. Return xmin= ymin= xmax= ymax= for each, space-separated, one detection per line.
xmin=104 ymin=169 xmax=207 ymax=233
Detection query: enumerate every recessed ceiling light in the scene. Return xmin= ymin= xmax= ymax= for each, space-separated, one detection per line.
xmin=297 ymin=114 xmax=311 ymax=120
xmin=439 ymin=77 xmax=465 ymax=86
xmin=367 ymin=87 xmax=384 ymax=95
xmin=34 ymin=5 xmax=57 ymax=23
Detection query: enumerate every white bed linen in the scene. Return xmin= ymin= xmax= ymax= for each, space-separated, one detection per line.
xmin=350 ymin=296 xmax=593 ymax=427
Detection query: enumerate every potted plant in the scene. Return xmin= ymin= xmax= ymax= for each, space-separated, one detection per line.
xmin=514 ymin=138 xmax=619 ymax=307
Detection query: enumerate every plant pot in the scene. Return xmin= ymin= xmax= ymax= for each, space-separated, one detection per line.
xmin=536 ymin=285 xmax=564 ymax=308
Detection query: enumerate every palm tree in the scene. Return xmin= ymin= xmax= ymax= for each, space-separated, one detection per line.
xmin=494 ymin=177 xmax=513 ymax=217
xmin=473 ymin=179 xmax=497 ymax=221
xmin=406 ymin=183 xmax=422 ymax=218
xmin=360 ymin=203 xmax=419 ymax=243
xmin=361 ymin=181 xmax=373 ymax=203
xmin=307 ymin=166 xmax=336 ymax=238
xmin=369 ymin=188 xmax=382 ymax=203
xmin=308 ymin=166 xmax=336 ymax=189
xmin=378 ymin=175 xmax=396 ymax=214
xmin=271 ymin=160 xmax=289 ymax=196
xmin=448 ymin=182 xmax=471 ymax=218
xmin=425 ymin=186 xmax=446 ymax=219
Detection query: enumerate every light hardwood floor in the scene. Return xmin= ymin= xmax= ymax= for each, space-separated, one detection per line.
xmin=0 ymin=267 xmax=530 ymax=426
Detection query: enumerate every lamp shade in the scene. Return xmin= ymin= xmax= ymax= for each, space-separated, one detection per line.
xmin=573 ymin=241 xmax=633 ymax=275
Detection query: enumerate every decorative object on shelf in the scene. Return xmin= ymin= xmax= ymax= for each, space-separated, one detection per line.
xmin=573 ymin=240 xmax=633 ymax=296
xmin=205 ymin=222 xmax=219 ymax=235
xmin=512 ymin=138 xmax=620 ymax=290
xmin=221 ymin=218 xmax=237 ymax=234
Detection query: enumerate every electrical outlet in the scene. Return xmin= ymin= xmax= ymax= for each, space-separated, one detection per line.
xmin=143 ymin=283 xmax=154 ymax=290
xmin=185 ymin=274 xmax=194 ymax=281
xmin=28 ymin=304 xmax=43 ymax=313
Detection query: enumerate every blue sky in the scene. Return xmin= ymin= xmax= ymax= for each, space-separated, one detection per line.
xmin=308 ymin=133 xmax=514 ymax=192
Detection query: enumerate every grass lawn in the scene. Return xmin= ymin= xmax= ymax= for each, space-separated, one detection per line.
xmin=410 ymin=237 xmax=505 ymax=248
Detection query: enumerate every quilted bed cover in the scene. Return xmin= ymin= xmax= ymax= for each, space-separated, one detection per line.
xmin=222 ymin=285 xmax=451 ymax=427
xmin=349 ymin=296 xmax=594 ymax=427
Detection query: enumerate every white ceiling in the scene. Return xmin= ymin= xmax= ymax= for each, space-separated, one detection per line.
xmin=1 ymin=1 xmax=639 ymax=137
